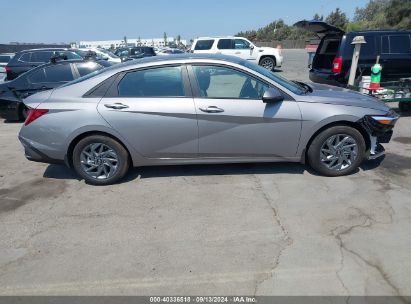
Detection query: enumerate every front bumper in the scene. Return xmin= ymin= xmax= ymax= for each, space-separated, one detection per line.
xmin=359 ymin=111 xmax=399 ymax=160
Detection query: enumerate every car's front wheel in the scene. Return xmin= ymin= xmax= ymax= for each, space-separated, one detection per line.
xmin=72 ymin=135 xmax=130 ymax=185
xmin=259 ymin=57 xmax=276 ymax=71
xmin=307 ymin=126 xmax=366 ymax=176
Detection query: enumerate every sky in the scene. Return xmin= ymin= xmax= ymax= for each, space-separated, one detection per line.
xmin=1 ymin=0 xmax=369 ymax=44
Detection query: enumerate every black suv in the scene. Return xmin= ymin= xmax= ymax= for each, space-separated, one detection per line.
xmin=5 ymin=48 xmax=83 ymax=80
xmin=0 ymin=59 xmax=112 ymax=121
xmin=295 ymin=21 xmax=411 ymax=87
xmin=115 ymin=47 xmax=156 ymax=61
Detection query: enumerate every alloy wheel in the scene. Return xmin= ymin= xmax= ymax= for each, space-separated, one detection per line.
xmin=80 ymin=143 xmax=119 ymax=180
xmin=320 ymin=134 xmax=358 ymax=171
xmin=260 ymin=58 xmax=274 ymax=70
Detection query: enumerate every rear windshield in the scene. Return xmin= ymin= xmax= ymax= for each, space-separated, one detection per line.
xmin=0 ymin=55 xmax=13 ymax=63
xmin=194 ymin=40 xmax=214 ymax=50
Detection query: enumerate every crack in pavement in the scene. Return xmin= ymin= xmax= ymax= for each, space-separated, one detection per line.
xmin=252 ymin=174 xmax=293 ymax=296
xmin=330 ymin=205 xmax=409 ymax=302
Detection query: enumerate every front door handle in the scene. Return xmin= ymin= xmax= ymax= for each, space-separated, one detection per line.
xmin=199 ymin=106 xmax=224 ymax=113
xmin=104 ymin=103 xmax=129 ymax=110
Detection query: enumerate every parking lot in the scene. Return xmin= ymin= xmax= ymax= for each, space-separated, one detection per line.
xmin=0 ymin=49 xmax=410 ymax=296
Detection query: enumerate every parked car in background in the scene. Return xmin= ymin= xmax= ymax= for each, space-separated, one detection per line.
xmin=5 ymin=48 xmax=83 ymax=80
xmin=295 ymin=20 xmax=411 ymax=87
xmin=0 ymin=59 xmax=112 ymax=121
xmin=156 ymin=48 xmax=186 ymax=55
xmin=19 ymin=54 xmax=398 ymax=185
xmin=76 ymin=48 xmax=121 ymax=63
xmin=115 ymin=47 xmax=156 ymax=61
xmin=190 ymin=37 xmax=283 ymax=71
xmin=0 ymin=53 xmax=15 ymax=82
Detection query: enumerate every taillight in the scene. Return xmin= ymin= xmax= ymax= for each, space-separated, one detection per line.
xmin=5 ymin=66 xmax=11 ymax=74
xmin=332 ymin=56 xmax=343 ymax=74
xmin=24 ymin=109 xmax=49 ymax=126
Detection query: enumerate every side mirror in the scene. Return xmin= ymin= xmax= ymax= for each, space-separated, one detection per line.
xmin=250 ymin=45 xmax=255 ymax=50
xmin=262 ymin=87 xmax=284 ymax=103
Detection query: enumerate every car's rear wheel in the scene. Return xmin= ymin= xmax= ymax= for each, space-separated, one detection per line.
xmin=72 ymin=135 xmax=130 ymax=185
xmin=259 ymin=57 xmax=276 ymax=71
xmin=399 ymin=102 xmax=411 ymax=112
xmin=19 ymin=104 xmax=29 ymax=121
xmin=307 ymin=126 xmax=366 ymax=176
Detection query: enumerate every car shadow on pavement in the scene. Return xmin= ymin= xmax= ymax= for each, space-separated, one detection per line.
xmin=125 ymin=162 xmax=306 ymax=181
xmin=43 ymin=164 xmax=81 ymax=181
xmin=43 ymin=162 xmax=306 ymax=183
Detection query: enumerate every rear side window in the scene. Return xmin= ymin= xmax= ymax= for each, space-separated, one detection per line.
xmin=382 ymin=35 xmax=411 ymax=54
xmin=217 ymin=39 xmax=233 ymax=50
xmin=118 ymin=66 xmax=185 ymax=97
xmin=194 ymin=40 xmax=214 ymax=50
xmin=31 ymin=51 xmax=53 ymax=63
xmin=44 ymin=64 xmax=74 ymax=82
xmin=0 ymin=55 xmax=12 ymax=63
xmin=18 ymin=53 xmax=31 ymax=62
xmin=344 ymin=35 xmax=376 ymax=57
xmin=75 ymin=62 xmax=103 ymax=77
xmin=234 ymin=39 xmax=251 ymax=49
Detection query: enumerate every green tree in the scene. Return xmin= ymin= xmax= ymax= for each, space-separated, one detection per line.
xmin=386 ymin=0 xmax=411 ymax=29
xmin=313 ymin=13 xmax=324 ymax=21
xmin=163 ymin=32 xmax=168 ymax=46
xmin=325 ymin=8 xmax=348 ymax=29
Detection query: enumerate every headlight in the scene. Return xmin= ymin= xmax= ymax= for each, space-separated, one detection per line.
xmin=370 ymin=110 xmax=399 ymax=126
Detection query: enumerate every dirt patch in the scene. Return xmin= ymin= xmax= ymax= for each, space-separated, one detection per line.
xmin=0 ymin=178 xmax=66 ymax=213
xmin=393 ymin=137 xmax=411 ymax=145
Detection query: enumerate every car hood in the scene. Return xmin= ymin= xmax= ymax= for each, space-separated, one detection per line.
xmin=299 ymin=83 xmax=390 ymax=112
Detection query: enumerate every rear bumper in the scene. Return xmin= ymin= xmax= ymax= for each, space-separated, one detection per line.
xmin=0 ymin=99 xmax=20 ymax=121
xmin=19 ymin=135 xmax=64 ymax=165
xmin=309 ymin=70 xmax=345 ymax=87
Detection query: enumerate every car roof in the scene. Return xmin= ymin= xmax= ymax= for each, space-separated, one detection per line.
xmin=196 ymin=36 xmax=243 ymax=40
xmin=17 ymin=48 xmax=69 ymax=53
xmin=347 ymin=29 xmax=411 ymax=35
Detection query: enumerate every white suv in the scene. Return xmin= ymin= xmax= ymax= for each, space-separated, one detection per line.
xmin=191 ymin=37 xmax=283 ymax=71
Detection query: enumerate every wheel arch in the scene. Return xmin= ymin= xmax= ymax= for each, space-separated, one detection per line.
xmin=66 ymin=130 xmax=135 ymax=168
xmin=259 ymin=55 xmax=277 ymax=66
xmin=301 ymin=120 xmax=370 ymax=163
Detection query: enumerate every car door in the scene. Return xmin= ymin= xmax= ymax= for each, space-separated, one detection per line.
xmin=188 ymin=64 xmax=301 ymax=158
xmin=97 ymin=65 xmax=198 ymax=158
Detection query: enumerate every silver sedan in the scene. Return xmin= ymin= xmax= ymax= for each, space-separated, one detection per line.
xmin=19 ymin=54 xmax=398 ymax=185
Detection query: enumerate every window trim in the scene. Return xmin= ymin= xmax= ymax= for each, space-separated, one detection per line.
xmin=187 ymin=63 xmax=293 ymax=101
xmin=104 ymin=64 xmax=193 ymax=98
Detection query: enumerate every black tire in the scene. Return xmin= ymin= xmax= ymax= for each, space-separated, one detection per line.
xmin=72 ymin=135 xmax=130 ymax=185
xmin=259 ymin=56 xmax=276 ymax=71
xmin=307 ymin=126 xmax=366 ymax=177
xmin=19 ymin=104 xmax=29 ymax=121
xmin=399 ymin=102 xmax=411 ymax=112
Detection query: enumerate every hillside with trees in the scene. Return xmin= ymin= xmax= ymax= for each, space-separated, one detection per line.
xmin=236 ymin=0 xmax=411 ymax=42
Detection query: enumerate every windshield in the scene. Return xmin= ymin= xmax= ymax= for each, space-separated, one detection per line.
xmin=242 ymin=60 xmax=304 ymax=95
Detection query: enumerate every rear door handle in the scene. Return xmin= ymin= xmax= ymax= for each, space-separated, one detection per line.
xmin=104 ymin=103 xmax=129 ymax=110
xmin=199 ymin=106 xmax=224 ymax=113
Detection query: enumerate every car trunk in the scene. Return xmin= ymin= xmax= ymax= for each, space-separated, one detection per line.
xmin=294 ymin=20 xmax=345 ymax=72
xmin=312 ymin=35 xmax=342 ymax=72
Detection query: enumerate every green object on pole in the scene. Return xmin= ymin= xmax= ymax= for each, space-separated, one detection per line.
xmin=371 ymin=63 xmax=382 ymax=84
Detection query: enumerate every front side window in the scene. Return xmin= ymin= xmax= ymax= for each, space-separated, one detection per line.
xmin=192 ymin=65 xmax=268 ymax=99
xmin=194 ymin=40 xmax=214 ymax=51
xmin=118 ymin=66 xmax=185 ymax=97
xmin=44 ymin=64 xmax=74 ymax=82
xmin=234 ymin=39 xmax=251 ymax=49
